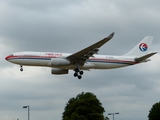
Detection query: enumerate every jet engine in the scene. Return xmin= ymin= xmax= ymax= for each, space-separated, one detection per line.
xmin=51 ymin=58 xmax=70 ymax=66
xmin=51 ymin=68 xmax=68 ymax=75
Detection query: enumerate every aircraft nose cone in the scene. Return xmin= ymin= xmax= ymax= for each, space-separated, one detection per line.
xmin=5 ymin=55 xmax=11 ymax=61
xmin=5 ymin=56 xmax=9 ymax=61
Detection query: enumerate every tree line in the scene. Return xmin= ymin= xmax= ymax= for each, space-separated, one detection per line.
xmin=62 ymin=92 xmax=160 ymax=120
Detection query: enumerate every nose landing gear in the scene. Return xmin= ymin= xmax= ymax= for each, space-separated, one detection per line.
xmin=74 ymin=68 xmax=84 ymax=79
xmin=20 ymin=65 xmax=23 ymax=71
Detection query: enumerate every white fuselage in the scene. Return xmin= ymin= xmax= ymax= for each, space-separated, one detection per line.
xmin=5 ymin=51 xmax=138 ymax=70
xmin=5 ymin=33 xmax=155 ymax=79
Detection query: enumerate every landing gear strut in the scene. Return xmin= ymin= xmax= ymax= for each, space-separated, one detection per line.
xmin=74 ymin=68 xmax=84 ymax=79
xmin=20 ymin=65 xmax=23 ymax=71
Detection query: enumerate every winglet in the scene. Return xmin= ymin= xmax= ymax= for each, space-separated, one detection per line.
xmin=108 ymin=32 xmax=115 ymax=39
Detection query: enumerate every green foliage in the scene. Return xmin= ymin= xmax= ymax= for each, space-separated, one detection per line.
xmin=104 ymin=116 xmax=109 ymax=120
xmin=62 ymin=92 xmax=105 ymax=120
xmin=148 ymin=101 xmax=160 ymax=120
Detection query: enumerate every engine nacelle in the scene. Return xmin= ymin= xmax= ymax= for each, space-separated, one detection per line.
xmin=51 ymin=68 xmax=68 ymax=75
xmin=51 ymin=58 xmax=70 ymax=66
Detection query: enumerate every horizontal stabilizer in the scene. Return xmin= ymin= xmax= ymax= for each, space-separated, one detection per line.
xmin=134 ymin=52 xmax=157 ymax=62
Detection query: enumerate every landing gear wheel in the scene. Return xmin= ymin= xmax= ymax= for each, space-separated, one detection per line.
xmin=74 ymin=67 xmax=83 ymax=79
xmin=78 ymin=75 xmax=82 ymax=79
xmin=20 ymin=68 xmax=23 ymax=71
xmin=74 ymin=72 xmax=78 ymax=77
xmin=20 ymin=65 xmax=23 ymax=71
xmin=79 ymin=71 xmax=84 ymax=75
xmin=75 ymin=68 xmax=79 ymax=72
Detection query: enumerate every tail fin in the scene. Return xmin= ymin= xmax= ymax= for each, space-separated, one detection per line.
xmin=124 ymin=36 xmax=154 ymax=56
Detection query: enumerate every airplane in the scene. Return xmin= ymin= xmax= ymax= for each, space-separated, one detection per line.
xmin=5 ymin=32 xmax=157 ymax=79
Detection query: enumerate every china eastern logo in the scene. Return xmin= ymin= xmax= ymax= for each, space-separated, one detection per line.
xmin=139 ymin=43 xmax=148 ymax=52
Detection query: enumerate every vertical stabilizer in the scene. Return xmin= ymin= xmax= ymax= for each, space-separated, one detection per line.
xmin=124 ymin=36 xmax=153 ymax=56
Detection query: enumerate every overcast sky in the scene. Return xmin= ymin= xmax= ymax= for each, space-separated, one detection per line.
xmin=0 ymin=0 xmax=160 ymax=120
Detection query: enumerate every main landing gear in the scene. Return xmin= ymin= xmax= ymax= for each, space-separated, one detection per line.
xmin=74 ymin=68 xmax=84 ymax=79
xmin=20 ymin=65 xmax=23 ymax=71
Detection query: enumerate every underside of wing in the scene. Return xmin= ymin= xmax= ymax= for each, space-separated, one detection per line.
xmin=67 ymin=32 xmax=115 ymax=65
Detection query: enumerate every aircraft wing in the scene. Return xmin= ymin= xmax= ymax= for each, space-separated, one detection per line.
xmin=67 ymin=32 xmax=114 ymax=65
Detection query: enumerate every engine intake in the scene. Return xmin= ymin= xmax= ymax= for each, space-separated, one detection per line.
xmin=51 ymin=68 xmax=68 ymax=75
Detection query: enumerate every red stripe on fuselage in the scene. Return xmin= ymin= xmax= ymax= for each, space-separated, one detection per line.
xmin=5 ymin=55 xmax=57 ymax=61
xmin=89 ymin=57 xmax=138 ymax=65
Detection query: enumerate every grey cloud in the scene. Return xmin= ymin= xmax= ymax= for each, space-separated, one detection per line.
xmin=0 ymin=0 xmax=160 ymax=120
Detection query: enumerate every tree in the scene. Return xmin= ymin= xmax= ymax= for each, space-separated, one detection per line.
xmin=62 ymin=92 xmax=105 ymax=120
xmin=104 ymin=116 xmax=109 ymax=120
xmin=148 ymin=101 xmax=160 ymax=120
